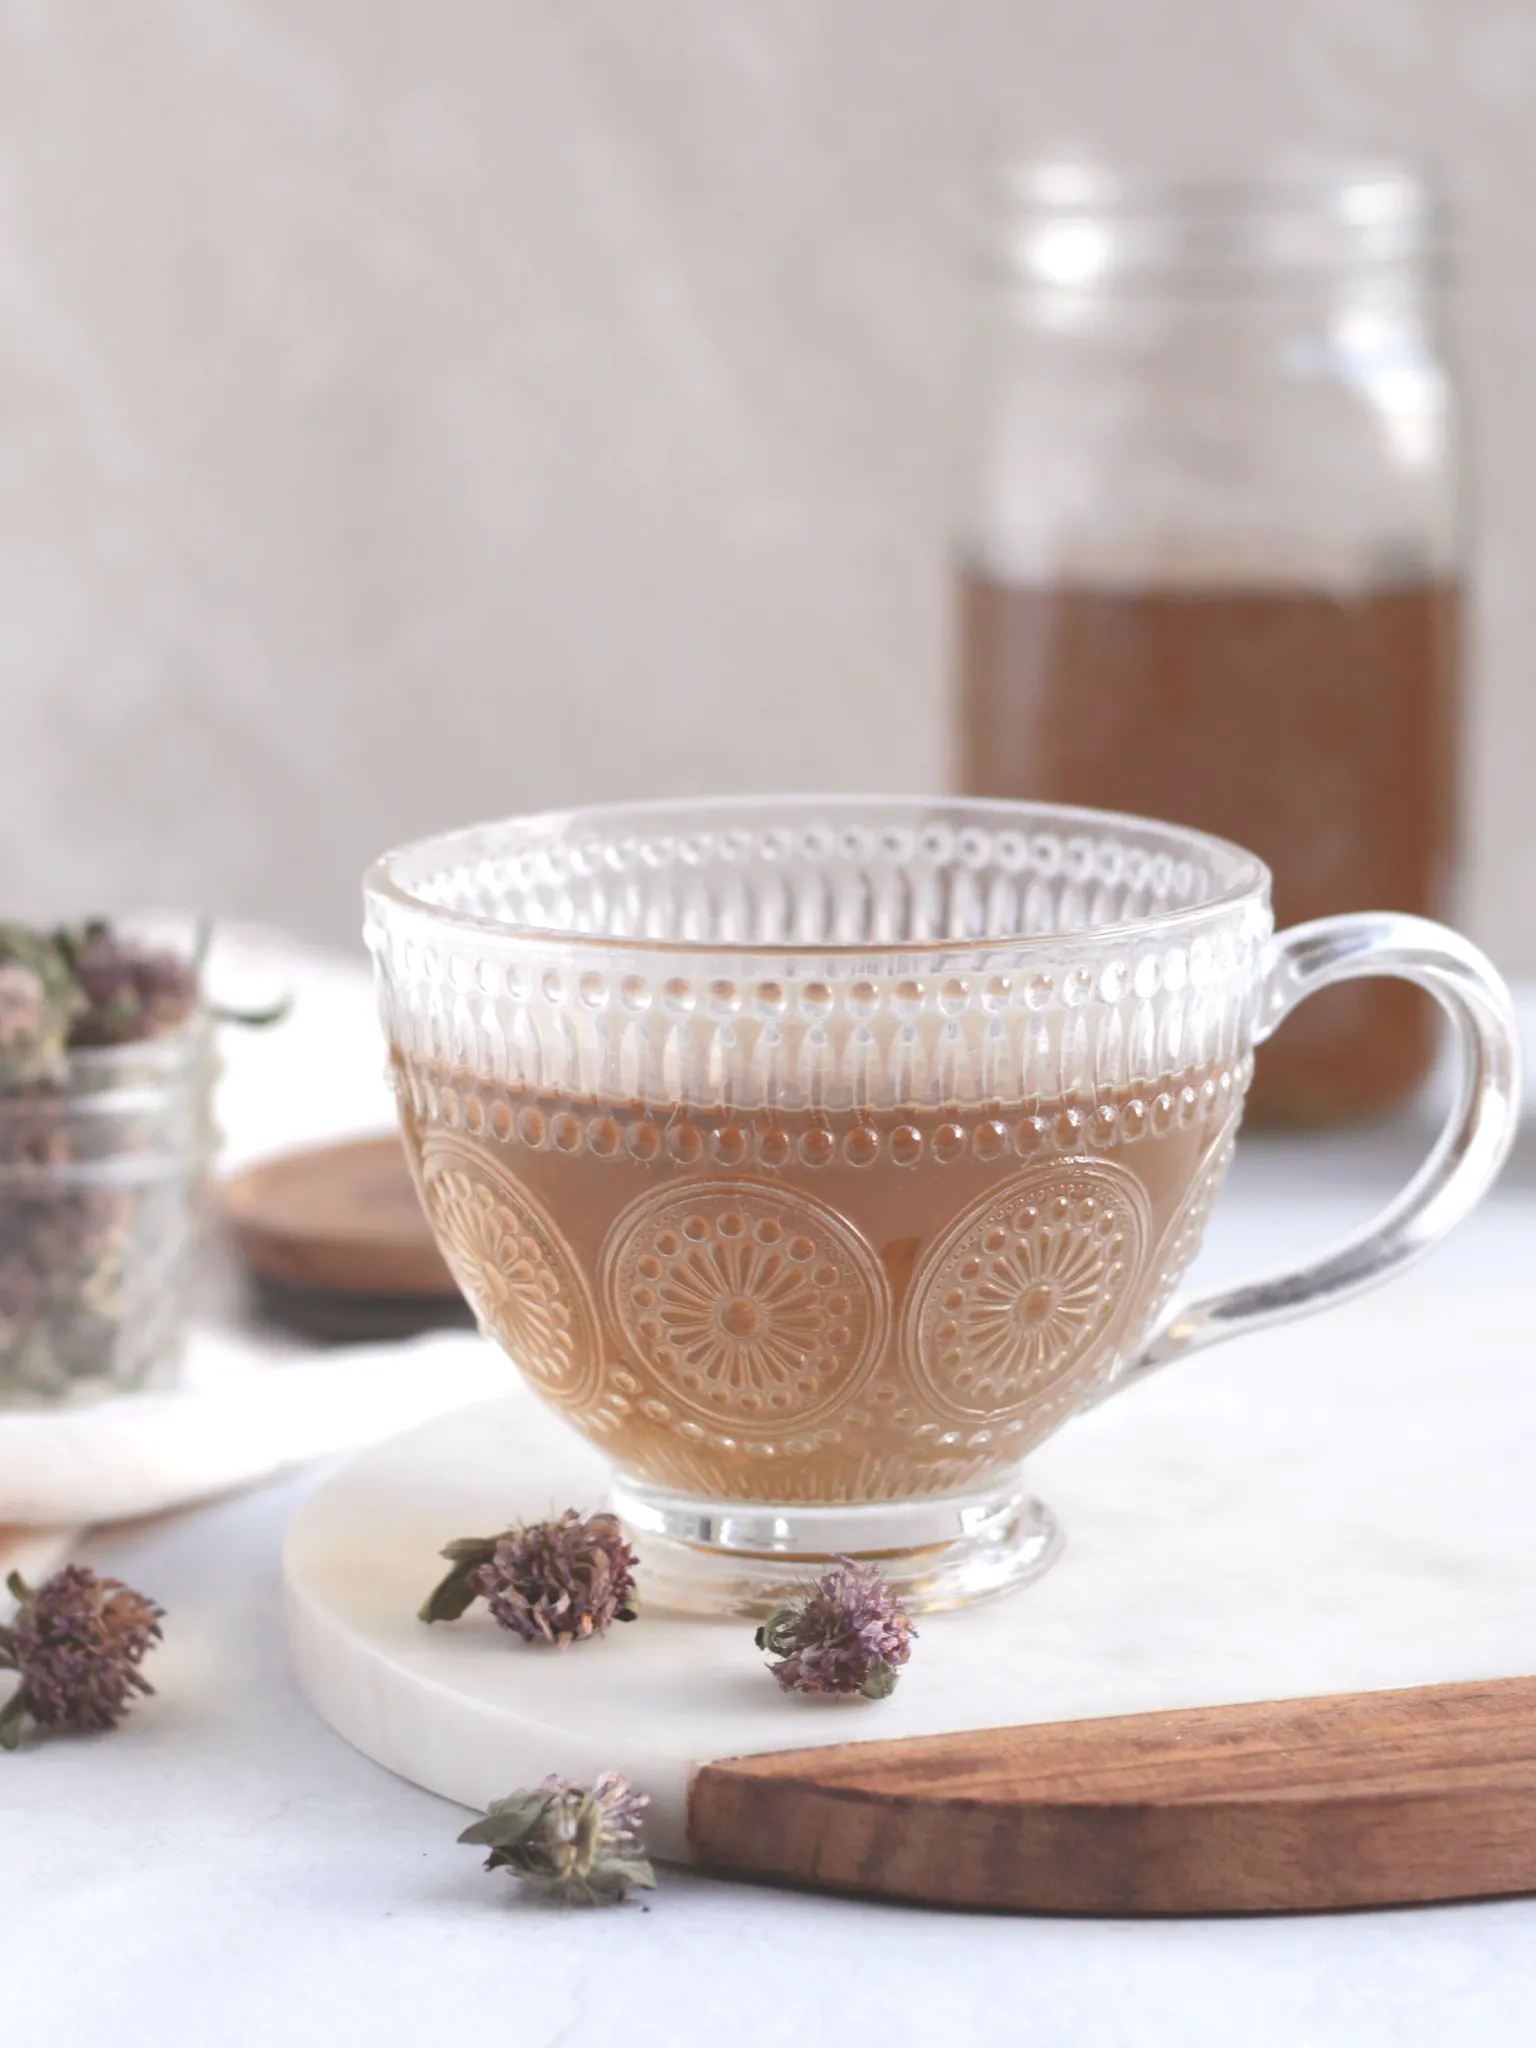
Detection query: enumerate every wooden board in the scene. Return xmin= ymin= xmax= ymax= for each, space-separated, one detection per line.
xmin=689 ymin=1676 xmax=1536 ymax=1913
xmin=220 ymin=1135 xmax=457 ymax=1299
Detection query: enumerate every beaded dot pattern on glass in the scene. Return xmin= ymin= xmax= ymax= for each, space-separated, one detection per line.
xmin=368 ymin=804 xmax=1271 ymax=1115
xmin=1135 ymin=1104 xmax=1244 ymax=1346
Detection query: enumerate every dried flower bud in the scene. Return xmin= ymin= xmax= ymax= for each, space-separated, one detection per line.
xmin=419 ymin=1509 xmax=639 ymax=1648
xmin=755 ymin=1556 xmax=914 ymax=1699
xmin=459 ymin=1771 xmax=656 ymax=1905
xmin=62 ymin=922 xmax=200 ymax=1047
xmin=0 ymin=1564 xmax=164 ymax=1748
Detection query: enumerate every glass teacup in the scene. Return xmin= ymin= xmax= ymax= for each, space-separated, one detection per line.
xmin=364 ymin=798 xmax=1519 ymax=1613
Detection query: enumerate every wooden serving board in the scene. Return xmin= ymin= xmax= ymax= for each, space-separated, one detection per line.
xmin=690 ymin=1677 xmax=1536 ymax=1912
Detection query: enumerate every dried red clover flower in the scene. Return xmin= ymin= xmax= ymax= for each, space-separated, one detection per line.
xmin=0 ymin=916 xmax=290 ymax=1064
xmin=459 ymin=1770 xmax=656 ymax=1905
xmin=0 ymin=1565 xmax=164 ymax=1748
xmin=63 ymin=922 xmax=200 ymax=1047
xmin=419 ymin=1509 xmax=639 ymax=1648
xmin=755 ymin=1556 xmax=914 ymax=1699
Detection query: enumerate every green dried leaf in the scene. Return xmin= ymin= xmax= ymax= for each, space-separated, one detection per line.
xmin=0 ymin=1699 xmax=24 ymax=1750
xmin=859 ymin=1660 xmax=899 ymax=1701
xmin=754 ymin=1608 xmax=798 ymax=1659
xmin=418 ymin=1539 xmax=500 ymax=1624
xmin=209 ymin=996 xmax=293 ymax=1031
xmin=457 ymin=1793 xmax=550 ymax=1851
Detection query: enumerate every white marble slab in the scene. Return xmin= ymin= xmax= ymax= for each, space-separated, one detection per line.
xmin=0 ymin=1524 xmax=79 ymax=1594
xmin=284 ymin=1266 xmax=1536 ymax=1865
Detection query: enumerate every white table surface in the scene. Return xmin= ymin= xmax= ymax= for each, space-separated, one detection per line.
xmin=4 ymin=949 xmax=1536 ymax=2048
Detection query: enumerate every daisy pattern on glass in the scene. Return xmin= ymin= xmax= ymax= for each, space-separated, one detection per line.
xmin=421 ymin=1135 xmax=602 ymax=1411
xmin=600 ymin=1179 xmax=889 ymax=1435
xmin=905 ymin=1160 xmax=1150 ymax=1424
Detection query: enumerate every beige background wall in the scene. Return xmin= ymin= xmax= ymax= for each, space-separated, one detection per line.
xmin=0 ymin=1 xmax=1530 ymax=961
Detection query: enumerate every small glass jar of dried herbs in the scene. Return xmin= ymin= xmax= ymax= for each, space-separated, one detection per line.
xmin=0 ymin=917 xmax=259 ymax=1407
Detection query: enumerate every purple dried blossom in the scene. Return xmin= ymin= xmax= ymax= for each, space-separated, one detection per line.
xmin=64 ymin=923 xmax=200 ymax=1047
xmin=459 ymin=1770 xmax=656 ymax=1905
xmin=419 ymin=1509 xmax=639 ymax=1648
xmin=0 ymin=1565 xmax=164 ymax=1748
xmin=755 ymin=1556 xmax=914 ymax=1699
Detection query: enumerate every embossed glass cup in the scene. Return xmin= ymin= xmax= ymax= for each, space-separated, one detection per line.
xmin=365 ymin=797 xmax=1519 ymax=1614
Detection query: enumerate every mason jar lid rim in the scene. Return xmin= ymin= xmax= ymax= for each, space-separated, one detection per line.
xmin=987 ymin=158 xmax=1450 ymax=282
xmin=994 ymin=158 xmax=1444 ymax=214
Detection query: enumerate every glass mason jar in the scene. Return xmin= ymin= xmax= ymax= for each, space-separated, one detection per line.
xmin=0 ymin=1020 xmax=217 ymax=1406
xmin=954 ymin=162 xmax=1462 ymax=1125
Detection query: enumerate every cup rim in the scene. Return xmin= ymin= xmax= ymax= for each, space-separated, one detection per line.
xmin=363 ymin=793 xmax=1271 ymax=961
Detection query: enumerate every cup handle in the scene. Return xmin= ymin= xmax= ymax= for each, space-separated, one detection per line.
xmin=1115 ymin=912 xmax=1523 ymax=1392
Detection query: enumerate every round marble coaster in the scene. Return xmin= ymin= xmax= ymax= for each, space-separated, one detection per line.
xmin=284 ymin=1273 xmax=1536 ymax=1866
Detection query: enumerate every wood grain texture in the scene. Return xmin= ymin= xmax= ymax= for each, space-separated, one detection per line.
xmin=688 ymin=1677 xmax=1536 ymax=1914
xmin=220 ymin=1136 xmax=456 ymax=1298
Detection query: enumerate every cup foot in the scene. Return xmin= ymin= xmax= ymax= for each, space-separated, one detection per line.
xmin=609 ymin=1474 xmax=1062 ymax=1618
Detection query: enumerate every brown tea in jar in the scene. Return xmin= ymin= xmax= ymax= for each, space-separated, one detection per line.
xmin=957 ymin=572 xmax=1460 ymax=1123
